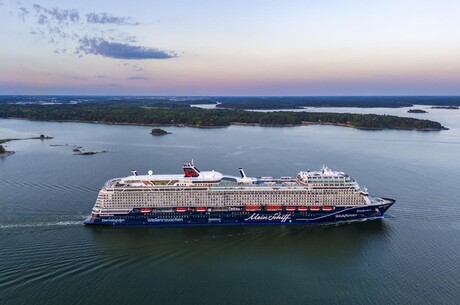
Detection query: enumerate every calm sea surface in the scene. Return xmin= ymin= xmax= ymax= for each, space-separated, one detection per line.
xmin=1 ymin=106 xmax=459 ymax=305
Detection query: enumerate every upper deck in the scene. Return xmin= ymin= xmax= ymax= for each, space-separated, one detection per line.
xmin=297 ymin=166 xmax=356 ymax=184
xmin=103 ymin=163 xmax=361 ymax=191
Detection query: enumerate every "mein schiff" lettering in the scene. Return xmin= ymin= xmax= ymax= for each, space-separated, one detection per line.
xmin=245 ymin=213 xmax=291 ymax=223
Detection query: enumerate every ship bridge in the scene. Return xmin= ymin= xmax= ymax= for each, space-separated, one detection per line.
xmin=296 ymin=165 xmax=359 ymax=189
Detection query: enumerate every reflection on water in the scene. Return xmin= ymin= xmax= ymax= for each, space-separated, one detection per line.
xmin=88 ymin=220 xmax=390 ymax=262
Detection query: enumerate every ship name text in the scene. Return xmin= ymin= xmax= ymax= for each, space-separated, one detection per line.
xmin=245 ymin=213 xmax=291 ymax=223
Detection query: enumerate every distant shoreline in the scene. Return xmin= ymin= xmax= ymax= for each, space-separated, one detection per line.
xmin=1 ymin=117 xmax=448 ymax=131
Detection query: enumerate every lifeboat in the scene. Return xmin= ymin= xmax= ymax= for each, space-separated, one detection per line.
xmin=298 ymin=206 xmax=308 ymax=212
xmin=140 ymin=208 xmax=151 ymax=213
xmin=266 ymin=205 xmax=282 ymax=211
xmin=285 ymin=206 xmax=296 ymax=212
xmin=310 ymin=206 xmax=321 ymax=211
xmin=196 ymin=207 xmax=206 ymax=212
xmin=176 ymin=207 xmax=187 ymax=212
xmin=322 ymin=206 xmax=334 ymax=211
xmin=245 ymin=205 xmax=261 ymax=211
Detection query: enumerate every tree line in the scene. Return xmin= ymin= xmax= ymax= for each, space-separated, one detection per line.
xmin=0 ymin=104 xmax=446 ymax=130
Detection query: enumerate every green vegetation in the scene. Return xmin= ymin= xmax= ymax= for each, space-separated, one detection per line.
xmin=0 ymin=145 xmax=5 ymax=154
xmin=151 ymin=128 xmax=171 ymax=135
xmin=408 ymin=109 xmax=427 ymax=113
xmin=215 ymin=96 xmax=460 ymax=109
xmin=0 ymin=104 xmax=446 ymax=130
xmin=431 ymin=106 xmax=459 ymax=109
xmin=3 ymin=96 xmax=460 ymax=109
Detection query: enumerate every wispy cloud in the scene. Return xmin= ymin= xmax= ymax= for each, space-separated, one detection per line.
xmin=86 ymin=12 xmax=139 ymax=26
xmin=18 ymin=7 xmax=29 ymax=21
xmin=126 ymin=76 xmax=149 ymax=80
xmin=32 ymin=4 xmax=80 ymax=25
xmin=14 ymin=3 xmax=176 ymax=64
xmin=77 ymin=37 xmax=176 ymax=60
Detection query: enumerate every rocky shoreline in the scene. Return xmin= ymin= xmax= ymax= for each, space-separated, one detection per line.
xmin=0 ymin=151 xmax=15 ymax=158
xmin=0 ymin=135 xmax=53 ymax=158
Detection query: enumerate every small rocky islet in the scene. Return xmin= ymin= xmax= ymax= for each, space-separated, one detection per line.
xmin=0 ymin=134 xmax=53 ymax=158
xmin=150 ymin=128 xmax=172 ymax=136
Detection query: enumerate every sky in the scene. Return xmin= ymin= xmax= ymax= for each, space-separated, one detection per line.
xmin=0 ymin=0 xmax=459 ymax=96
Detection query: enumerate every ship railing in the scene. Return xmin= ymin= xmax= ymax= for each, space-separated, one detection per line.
xmin=104 ymin=178 xmax=122 ymax=188
xmin=369 ymin=197 xmax=386 ymax=205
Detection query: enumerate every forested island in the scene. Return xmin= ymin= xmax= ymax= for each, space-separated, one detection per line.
xmin=408 ymin=109 xmax=427 ymax=113
xmin=0 ymin=104 xmax=447 ymax=131
xmin=214 ymin=96 xmax=460 ymax=109
xmin=431 ymin=106 xmax=459 ymax=109
xmin=151 ymin=128 xmax=171 ymax=135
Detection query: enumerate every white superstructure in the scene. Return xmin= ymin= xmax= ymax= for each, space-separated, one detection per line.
xmin=91 ymin=162 xmax=387 ymax=215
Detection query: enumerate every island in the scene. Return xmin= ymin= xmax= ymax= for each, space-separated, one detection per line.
xmin=150 ymin=128 xmax=171 ymax=135
xmin=431 ymin=106 xmax=459 ymax=110
xmin=0 ymin=135 xmax=53 ymax=144
xmin=212 ymin=96 xmax=460 ymax=110
xmin=408 ymin=109 xmax=427 ymax=113
xmin=0 ymin=104 xmax=448 ymax=131
xmin=0 ymin=134 xmax=53 ymax=157
xmin=38 ymin=134 xmax=53 ymax=140
xmin=0 ymin=144 xmax=15 ymax=158
xmin=73 ymin=147 xmax=108 ymax=155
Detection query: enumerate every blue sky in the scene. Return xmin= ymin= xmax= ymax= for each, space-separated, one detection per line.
xmin=0 ymin=0 xmax=459 ymax=95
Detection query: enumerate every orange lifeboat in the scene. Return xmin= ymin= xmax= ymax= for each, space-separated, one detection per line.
xmin=176 ymin=207 xmax=187 ymax=212
xmin=196 ymin=207 xmax=206 ymax=212
xmin=266 ymin=205 xmax=282 ymax=211
xmin=245 ymin=206 xmax=261 ymax=211
xmin=298 ymin=206 xmax=308 ymax=212
xmin=322 ymin=206 xmax=334 ymax=211
xmin=140 ymin=208 xmax=151 ymax=213
xmin=310 ymin=206 xmax=321 ymax=211
xmin=285 ymin=206 xmax=296 ymax=212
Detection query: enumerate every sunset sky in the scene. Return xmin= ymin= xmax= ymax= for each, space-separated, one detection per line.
xmin=0 ymin=0 xmax=459 ymax=95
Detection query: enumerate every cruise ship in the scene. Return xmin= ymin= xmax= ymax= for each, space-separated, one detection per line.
xmin=84 ymin=162 xmax=395 ymax=226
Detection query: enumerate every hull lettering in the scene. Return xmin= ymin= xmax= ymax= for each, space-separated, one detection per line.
xmin=245 ymin=212 xmax=291 ymax=223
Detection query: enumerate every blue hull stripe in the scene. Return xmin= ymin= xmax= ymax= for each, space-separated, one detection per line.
xmin=84 ymin=203 xmax=394 ymax=227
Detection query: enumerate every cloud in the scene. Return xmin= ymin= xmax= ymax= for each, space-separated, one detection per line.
xmin=126 ymin=76 xmax=149 ymax=80
xmin=132 ymin=64 xmax=144 ymax=72
xmin=77 ymin=37 xmax=176 ymax=60
xmin=32 ymin=4 xmax=80 ymax=25
xmin=14 ymin=3 xmax=177 ymax=67
xmin=86 ymin=12 xmax=139 ymax=26
xmin=19 ymin=7 xmax=29 ymax=21
xmin=25 ymin=4 xmax=81 ymax=44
